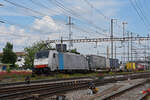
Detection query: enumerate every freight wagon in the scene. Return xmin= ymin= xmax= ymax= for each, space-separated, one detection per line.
xmin=109 ymin=58 xmax=119 ymax=69
xmin=86 ymin=55 xmax=106 ymax=70
xmin=125 ymin=62 xmax=145 ymax=71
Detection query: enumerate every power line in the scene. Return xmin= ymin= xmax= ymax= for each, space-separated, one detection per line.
xmin=138 ymin=0 xmax=150 ymax=18
xmin=83 ymin=0 xmax=128 ymax=36
xmin=48 ymin=0 xmax=110 ymax=36
xmin=83 ymin=0 xmax=109 ymax=21
xmin=29 ymin=0 xmax=71 ymax=18
xmin=3 ymin=0 xmax=45 ymax=17
xmin=129 ymin=0 xmax=149 ymax=30
xmin=6 ymin=0 xmax=111 ymax=38
xmin=134 ymin=0 xmax=150 ymax=29
xmin=30 ymin=0 xmax=107 ymax=37
xmin=83 ymin=0 xmax=144 ymax=37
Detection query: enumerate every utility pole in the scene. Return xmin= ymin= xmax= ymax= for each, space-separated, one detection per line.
xmin=147 ymin=34 xmax=149 ymax=69
xmin=144 ymin=43 xmax=146 ymax=63
xmin=107 ymin=46 xmax=110 ymax=59
xmin=127 ymin=32 xmax=130 ymax=62
xmin=111 ymin=19 xmax=116 ymax=60
xmin=115 ymin=43 xmax=116 ymax=59
xmin=144 ymin=38 xmax=147 ymax=69
xmin=67 ymin=16 xmax=73 ymax=51
xmin=122 ymin=22 xmax=127 ymax=63
xmin=61 ymin=37 xmax=63 ymax=52
xmin=122 ymin=22 xmax=127 ymax=37
xmin=131 ymin=32 xmax=133 ymax=61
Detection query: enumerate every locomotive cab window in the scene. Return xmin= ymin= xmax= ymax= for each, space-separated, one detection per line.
xmin=35 ymin=50 xmax=49 ymax=59
xmin=53 ymin=53 xmax=56 ymax=58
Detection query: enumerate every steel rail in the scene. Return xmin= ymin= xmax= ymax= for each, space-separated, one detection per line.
xmin=0 ymin=81 xmax=87 ymax=94
xmin=101 ymin=79 xmax=150 ymax=100
xmin=1 ymin=71 xmax=150 ymax=88
xmin=18 ymin=84 xmax=89 ymax=100
xmin=0 ymin=81 xmax=88 ymax=100
xmin=138 ymin=92 xmax=150 ymax=100
xmin=0 ymin=76 xmax=91 ymax=87
xmin=1 ymin=73 xmax=150 ymax=100
xmin=16 ymin=77 xmax=150 ymax=100
xmin=1 ymin=72 xmax=149 ymax=95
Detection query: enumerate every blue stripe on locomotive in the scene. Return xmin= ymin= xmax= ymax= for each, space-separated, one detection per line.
xmin=58 ymin=52 xmax=64 ymax=70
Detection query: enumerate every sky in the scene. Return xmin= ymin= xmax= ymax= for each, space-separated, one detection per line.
xmin=0 ymin=0 xmax=149 ymax=60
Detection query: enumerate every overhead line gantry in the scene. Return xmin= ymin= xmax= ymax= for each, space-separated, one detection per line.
xmin=45 ymin=36 xmax=150 ymax=44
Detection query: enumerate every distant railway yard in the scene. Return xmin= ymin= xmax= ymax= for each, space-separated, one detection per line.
xmin=1 ymin=72 xmax=150 ymax=100
xmin=1 ymin=0 xmax=150 ymax=100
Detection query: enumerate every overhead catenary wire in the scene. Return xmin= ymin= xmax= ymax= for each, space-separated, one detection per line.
xmin=5 ymin=0 xmax=113 ymax=38
xmin=0 ymin=17 xmax=64 ymax=35
xmin=129 ymin=0 xmax=149 ymax=31
xmin=3 ymin=0 xmax=68 ymax=34
xmin=143 ymin=0 xmax=150 ymax=18
xmin=83 ymin=0 xmax=123 ymax=35
xmin=48 ymin=0 xmax=110 ymax=37
xmin=3 ymin=0 xmax=146 ymax=39
xmin=4 ymin=0 xmax=127 ymax=38
xmin=29 ymin=0 xmax=72 ymax=19
xmin=2 ymin=0 xmax=150 ymax=59
xmin=3 ymin=0 xmax=45 ymax=18
xmin=3 ymin=0 xmax=144 ymax=39
xmin=83 ymin=0 xmax=142 ymax=37
xmin=29 ymin=0 xmax=107 ymax=37
xmin=134 ymin=0 xmax=150 ymax=29
xmin=83 ymin=0 xmax=110 ymax=21
xmin=137 ymin=0 xmax=150 ymax=18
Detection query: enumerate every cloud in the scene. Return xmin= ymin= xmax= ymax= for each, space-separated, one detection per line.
xmin=0 ymin=16 xmax=62 ymax=52
xmin=0 ymin=0 xmax=127 ymax=56
xmin=0 ymin=24 xmax=27 ymax=45
xmin=32 ymin=16 xmax=61 ymax=33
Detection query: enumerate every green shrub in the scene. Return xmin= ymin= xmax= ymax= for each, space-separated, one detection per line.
xmin=6 ymin=68 xmax=11 ymax=73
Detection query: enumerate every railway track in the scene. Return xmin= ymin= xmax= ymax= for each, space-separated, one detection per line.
xmin=0 ymin=76 xmax=91 ymax=87
xmin=1 ymin=72 xmax=150 ymax=100
xmin=138 ymin=91 xmax=150 ymax=100
xmin=0 ymin=80 xmax=89 ymax=100
xmin=1 ymin=71 xmax=150 ymax=88
xmin=100 ymin=79 xmax=150 ymax=100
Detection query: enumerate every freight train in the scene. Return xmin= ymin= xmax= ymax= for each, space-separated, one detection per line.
xmin=125 ymin=62 xmax=145 ymax=71
xmin=33 ymin=50 xmax=119 ymax=74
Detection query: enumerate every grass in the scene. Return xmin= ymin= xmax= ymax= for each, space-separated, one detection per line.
xmin=0 ymin=71 xmax=100 ymax=83
xmin=0 ymin=70 xmax=32 ymax=83
xmin=32 ymin=73 xmax=99 ymax=80
xmin=1 ymin=70 xmax=150 ymax=83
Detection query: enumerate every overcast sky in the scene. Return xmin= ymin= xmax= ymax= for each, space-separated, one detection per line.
xmin=0 ymin=0 xmax=149 ymax=60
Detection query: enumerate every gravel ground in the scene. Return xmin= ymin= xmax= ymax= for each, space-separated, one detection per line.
xmin=96 ymin=79 xmax=149 ymax=100
xmin=110 ymin=83 xmax=149 ymax=100
xmin=63 ymin=79 xmax=145 ymax=100
xmin=42 ymin=79 xmax=145 ymax=100
xmin=147 ymin=96 xmax=150 ymax=100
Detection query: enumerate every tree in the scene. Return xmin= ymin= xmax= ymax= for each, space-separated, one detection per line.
xmin=2 ymin=42 xmax=17 ymax=66
xmin=24 ymin=41 xmax=53 ymax=68
xmin=70 ymin=48 xmax=80 ymax=54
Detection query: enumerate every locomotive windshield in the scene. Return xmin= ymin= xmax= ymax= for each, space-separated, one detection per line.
xmin=35 ymin=50 xmax=49 ymax=59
